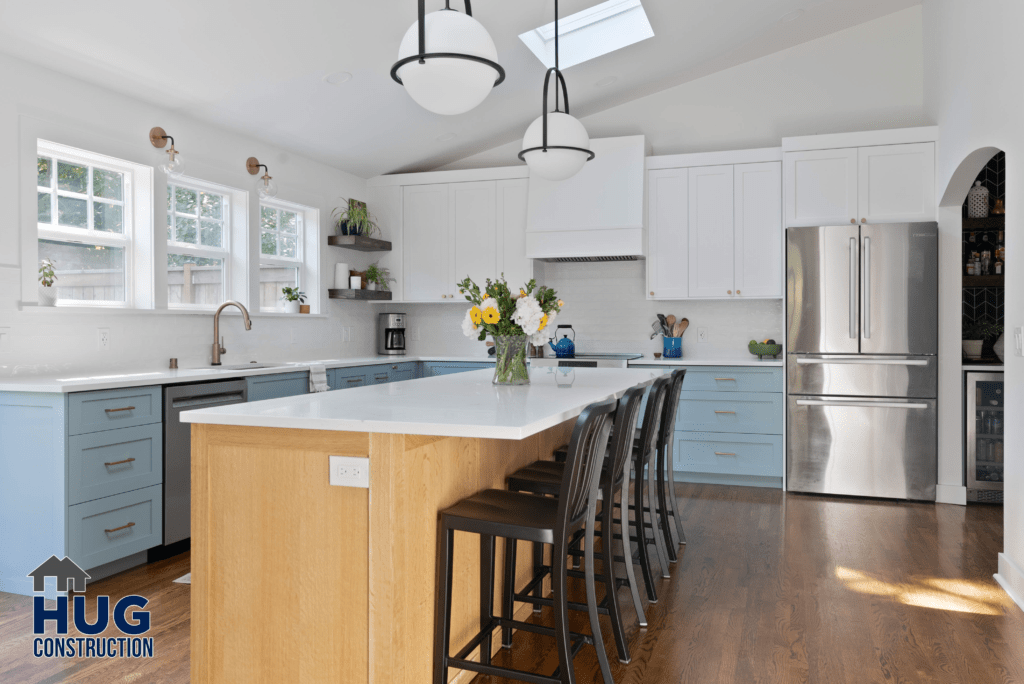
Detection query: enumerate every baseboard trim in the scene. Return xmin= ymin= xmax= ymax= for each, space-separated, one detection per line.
xmin=995 ymin=553 xmax=1024 ymax=615
xmin=675 ymin=471 xmax=783 ymax=489
xmin=935 ymin=484 xmax=967 ymax=506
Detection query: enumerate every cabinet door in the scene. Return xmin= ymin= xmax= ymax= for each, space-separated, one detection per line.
xmin=784 ymin=148 xmax=858 ymax=227
xmin=647 ymin=168 xmax=689 ymax=300
xmin=858 ymin=143 xmax=935 ymax=223
xmin=403 ymin=184 xmax=450 ymax=302
xmin=688 ymin=165 xmax=735 ymax=298
xmin=734 ymin=162 xmax=782 ymax=298
xmin=450 ymin=181 xmax=497 ymax=299
xmin=497 ymin=179 xmax=532 ymax=289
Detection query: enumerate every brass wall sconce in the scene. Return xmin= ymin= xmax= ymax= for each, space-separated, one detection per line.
xmin=246 ymin=157 xmax=277 ymax=199
xmin=150 ymin=127 xmax=184 ymax=177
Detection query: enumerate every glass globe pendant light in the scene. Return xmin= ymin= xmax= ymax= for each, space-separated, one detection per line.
xmin=518 ymin=0 xmax=594 ymax=181
xmin=246 ymin=157 xmax=277 ymax=200
xmin=149 ymin=127 xmax=184 ymax=178
xmin=391 ymin=0 xmax=505 ymax=115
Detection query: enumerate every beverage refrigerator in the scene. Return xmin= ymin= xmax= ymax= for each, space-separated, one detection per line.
xmin=966 ymin=371 xmax=1005 ymax=503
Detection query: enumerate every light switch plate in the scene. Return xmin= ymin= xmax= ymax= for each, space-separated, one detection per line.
xmin=97 ymin=328 xmax=110 ymax=350
xmin=697 ymin=327 xmax=708 ymax=343
xmin=329 ymin=455 xmax=369 ymax=488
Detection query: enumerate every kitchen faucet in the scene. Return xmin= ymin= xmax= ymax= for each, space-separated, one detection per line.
xmin=211 ymin=301 xmax=252 ymax=365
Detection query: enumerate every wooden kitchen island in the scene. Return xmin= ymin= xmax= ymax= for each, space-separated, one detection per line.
xmin=183 ymin=367 xmax=660 ymax=684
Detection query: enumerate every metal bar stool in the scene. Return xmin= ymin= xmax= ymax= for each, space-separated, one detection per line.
xmin=656 ymin=369 xmax=687 ymax=555
xmin=504 ymin=385 xmax=647 ymax=664
xmin=433 ymin=398 xmax=618 ymax=684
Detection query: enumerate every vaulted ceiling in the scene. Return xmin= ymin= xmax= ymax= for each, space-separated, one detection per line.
xmin=0 ymin=0 xmax=919 ymax=178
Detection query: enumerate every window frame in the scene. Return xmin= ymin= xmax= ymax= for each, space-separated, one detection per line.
xmin=258 ymin=199 xmax=311 ymax=312
xmin=166 ymin=179 xmax=234 ymax=309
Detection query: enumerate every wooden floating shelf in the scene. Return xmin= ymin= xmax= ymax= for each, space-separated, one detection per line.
xmin=328 ymin=288 xmax=393 ymax=301
xmin=963 ymin=275 xmax=1004 ymax=287
xmin=962 ymin=215 xmax=1005 ymax=231
xmin=327 ymin=235 xmax=392 ymax=252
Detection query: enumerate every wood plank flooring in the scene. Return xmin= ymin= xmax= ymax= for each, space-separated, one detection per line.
xmin=1 ymin=484 xmax=1021 ymax=684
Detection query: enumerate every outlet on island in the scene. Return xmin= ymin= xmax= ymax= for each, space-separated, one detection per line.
xmin=329 ymin=455 xmax=370 ymax=488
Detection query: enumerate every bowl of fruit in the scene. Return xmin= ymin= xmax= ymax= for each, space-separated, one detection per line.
xmin=748 ymin=338 xmax=782 ymax=359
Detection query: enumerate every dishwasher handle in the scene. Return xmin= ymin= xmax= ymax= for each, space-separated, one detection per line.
xmin=795 ymin=358 xmax=929 ymax=366
xmin=171 ymin=390 xmax=247 ymax=410
xmin=796 ymin=399 xmax=929 ymax=410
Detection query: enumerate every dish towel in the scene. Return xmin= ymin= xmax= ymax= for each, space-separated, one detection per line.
xmin=309 ymin=364 xmax=329 ymax=393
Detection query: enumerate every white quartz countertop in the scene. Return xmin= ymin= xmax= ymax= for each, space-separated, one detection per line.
xmin=0 ymin=356 xmax=496 ymax=393
xmin=181 ymin=367 xmax=662 ymax=440
xmin=628 ymin=356 xmax=783 ymax=367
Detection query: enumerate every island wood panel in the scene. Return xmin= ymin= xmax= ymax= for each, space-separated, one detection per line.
xmin=369 ymin=420 xmax=574 ymax=684
xmin=191 ymin=425 xmax=372 ymax=684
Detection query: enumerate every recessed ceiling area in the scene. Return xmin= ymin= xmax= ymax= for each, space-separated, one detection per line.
xmin=0 ymin=0 xmax=920 ymax=178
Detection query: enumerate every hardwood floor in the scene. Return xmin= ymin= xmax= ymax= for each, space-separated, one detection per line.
xmin=1 ymin=484 xmax=1020 ymax=683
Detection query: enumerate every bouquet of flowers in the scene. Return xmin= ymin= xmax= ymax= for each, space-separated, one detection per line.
xmin=458 ymin=275 xmax=563 ymax=385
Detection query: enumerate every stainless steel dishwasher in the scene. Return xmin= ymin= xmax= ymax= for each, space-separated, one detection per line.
xmin=160 ymin=380 xmax=247 ymax=554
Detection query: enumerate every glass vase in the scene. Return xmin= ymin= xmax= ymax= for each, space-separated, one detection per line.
xmin=492 ymin=335 xmax=531 ymax=386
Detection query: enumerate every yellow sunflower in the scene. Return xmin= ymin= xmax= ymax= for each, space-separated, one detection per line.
xmin=482 ymin=308 xmax=501 ymax=325
xmin=470 ymin=307 xmax=483 ymax=325
xmin=520 ymin=289 xmax=527 ymax=297
xmin=482 ymin=293 xmax=489 ymax=300
xmin=538 ymin=314 xmax=549 ymax=331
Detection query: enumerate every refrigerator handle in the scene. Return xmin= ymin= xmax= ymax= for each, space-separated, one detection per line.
xmin=849 ymin=237 xmax=857 ymax=339
xmin=796 ymin=399 xmax=929 ymax=410
xmin=862 ymin=236 xmax=871 ymax=339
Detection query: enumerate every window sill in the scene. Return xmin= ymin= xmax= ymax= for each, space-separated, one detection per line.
xmin=18 ymin=304 xmax=327 ymax=318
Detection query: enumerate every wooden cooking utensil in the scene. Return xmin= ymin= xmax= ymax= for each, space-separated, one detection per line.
xmin=665 ymin=315 xmax=676 ymax=328
xmin=676 ymin=318 xmax=689 ymax=338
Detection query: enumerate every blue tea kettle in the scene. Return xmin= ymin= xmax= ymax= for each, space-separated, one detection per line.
xmin=548 ymin=324 xmax=576 ymax=358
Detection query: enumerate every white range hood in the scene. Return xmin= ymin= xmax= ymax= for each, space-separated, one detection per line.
xmin=526 ymin=135 xmax=648 ymax=261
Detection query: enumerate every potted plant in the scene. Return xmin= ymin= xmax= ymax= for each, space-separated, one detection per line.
xmin=332 ymin=199 xmax=379 ymax=237
xmin=38 ymin=259 xmax=57 ymax=307
xmin=281 ymin=287 xmax=306 ymax=314
xmin=365 ymin=261 xmax=395 ymax=292
xmin=963 ymin=315 xmax=1002 ymax=359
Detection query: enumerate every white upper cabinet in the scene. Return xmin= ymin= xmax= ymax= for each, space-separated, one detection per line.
xmin=784 ymin=148 xmax=859 ymax=227
xmin=497 ymin=179 xmax=533 ymax=288
xmin=688 ymin=165 xmax=735 ymax=299
xmin=403 ymin=184 xmax=450 ymax=302
xmin=450 ymin=181 xmax=497 ymax=296
xmin=734 ymin=162 xmax=783 ymax=298
xmin=647 ymin=169 xmax=689 ymax=300
xmin=857 ymin=143 xmax=936 ymax=224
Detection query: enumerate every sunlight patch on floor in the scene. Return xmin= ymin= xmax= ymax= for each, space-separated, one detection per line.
xmin=835 ymin=566 xmax=1004 ymax=615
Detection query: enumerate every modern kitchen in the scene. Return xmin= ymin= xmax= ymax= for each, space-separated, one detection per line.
xmin=0 ymin=2 xmax=1022 ymax=683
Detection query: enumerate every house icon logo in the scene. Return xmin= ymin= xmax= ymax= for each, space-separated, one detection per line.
xmin=27 ymin=556 xmax=91 ymax=593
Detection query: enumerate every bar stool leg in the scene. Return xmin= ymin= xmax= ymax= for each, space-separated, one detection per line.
xmin=633 ymin=455 xmax=658 ymax=604
xmin=434 ymin=524 xmax=455 ymax=684
xmin=601 ymin=493 xmax=631 ymax=662
xmin=551 ymin=536 xmax=576 ymax=684
xmin=531 ymin=541 xmax=545 ymax=613
xmin=615 ymin=487 xmax=647 ymax=627
xmin=585 ymin=507 xmax=615 ymax=683
xmin=646 ymin=454 xmax=672 ymax=578
xmin=502 ymin=536 xmax=518 ymax=648
xmin=656 ymin=446 xmax=679 ymax=562
xmin=665 ymin=453 xmax=686 ymax=545
xmin=480 ymin=534 xmax=495 ymax=666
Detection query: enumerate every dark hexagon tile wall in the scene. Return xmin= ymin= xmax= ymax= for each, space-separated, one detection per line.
xmin=962 ymin=151 xmax=1006 ymax=335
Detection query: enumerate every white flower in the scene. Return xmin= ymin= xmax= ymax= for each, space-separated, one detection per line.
xmin=531 ymin=310 xmax=556 ymax=346
xmin=481 ymin=297 xmax=500 ymax=314
xmin=461 ymin=309 xmax=479 ymax=337
xmin=513 ymin=296 xmax=544 ymax=335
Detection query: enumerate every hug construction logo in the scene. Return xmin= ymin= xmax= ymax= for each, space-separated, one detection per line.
xmin=28 ymin=556 xmax=154 ymax=660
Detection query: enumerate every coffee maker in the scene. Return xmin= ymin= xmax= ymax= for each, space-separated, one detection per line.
xmin=377 ymin=313 xmax=407 ymax=356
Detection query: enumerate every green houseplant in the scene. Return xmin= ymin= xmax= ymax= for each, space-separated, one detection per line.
xmin=365 ymin=261 xmax=395 ymax=291
xmin=332 ymin=199 xmax=379 ymax=237
xmin=38 ymin=258 xmax=58 ymax=307
xmin=281 ymin=287 xmax=306 ymax=314
xmin=962 ymin=315 xmax=1002 ymax=359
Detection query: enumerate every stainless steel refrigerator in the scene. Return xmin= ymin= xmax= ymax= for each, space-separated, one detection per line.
xmin=786 ymin=222 xmax=938 ymax=500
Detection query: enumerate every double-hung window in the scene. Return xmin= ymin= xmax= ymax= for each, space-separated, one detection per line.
xmin=166 ymin=182 xmax=231 ymax=308
xmin=259 ymin=202 xmax=303 ymax=310
xmin=37 ymin=143 xmax=135 ymax=306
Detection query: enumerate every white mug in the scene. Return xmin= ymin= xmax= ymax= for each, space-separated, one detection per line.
xmin=349 ymin=275 xmax=362 ymax=290
xmin=334 ymin=263 xmax=350 ymax=289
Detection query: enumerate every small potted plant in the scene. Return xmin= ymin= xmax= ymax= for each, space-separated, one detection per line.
xmin=38 ymin=258 xmax=58 ymax=307
xmin=332 ymin=199 xmax=379 ymax=237
xmin=365 ymin=261 xmax=395 ymax=291
xmin=963 ymin=315 xmax=1002 ymax=359
xmin=281 ymin=287 xmax=306 ymax=314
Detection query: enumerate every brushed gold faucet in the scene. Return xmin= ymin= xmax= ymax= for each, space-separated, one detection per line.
xmin=212 ymin=301 xmax=252 ymax=366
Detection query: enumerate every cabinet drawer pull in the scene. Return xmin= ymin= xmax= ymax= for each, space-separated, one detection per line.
xmin=392 ymin=365 xmax=398 ymax=370
xmin=104 ymin=406 xmax=135 ymax=413
xmin=103 ymin=457 xmax=136 ymax=467
xmin=714 ymin=410 xmax=737 ymax=414
xmin=713 ymin=378 xmax=735 ymax=381
xmin=714 ymin=452 xmax=737 ymax=456
xmin=347 ymin=378 xmax=362 ymax=384
xmin=104 ymin=522 xmax=135 ymax=534
xmin=374 ymin=374 xmax=389 ymax=380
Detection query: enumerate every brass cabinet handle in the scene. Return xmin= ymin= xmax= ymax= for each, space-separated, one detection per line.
xmin=714 ymin=378 xmax=736 ymax=381
xmin=736 ymin=290 xmax=741 ymax=295
xmin=650 ymin=291 xmax=655 ymax=296
xmin=374 ymin=375 xmax=389 ymax=380
xmin=850 ymin=219 xmax=856 ymax=224
xmin=392 ymin=365 xmax=398 ymax=370
xmin=714 ymin=410 xmax=737 ymax=414
xmin=346 ymin=378 xmax=362 ymax=384
xmin=861 ymin=218 xmax=867 ymax=224
xmin=104 ymin=522 xmax=135 ymax=533
xmin=105 ymin=406 xmax=135 ymax=413
xmin=714 ymin=452 xmax=737 ymax=456
xmin=104 ymin=457 xmax=136 ymax=467
xmin=727 ymin=290 xmax=732 ymax=295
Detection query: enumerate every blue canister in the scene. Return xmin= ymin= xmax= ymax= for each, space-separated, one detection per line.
xmin=663 ymin=337 xmax=682 ymax=358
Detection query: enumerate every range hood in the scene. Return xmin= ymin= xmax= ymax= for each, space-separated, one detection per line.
xmin=526 ymin=135 xmax=648 ymax=260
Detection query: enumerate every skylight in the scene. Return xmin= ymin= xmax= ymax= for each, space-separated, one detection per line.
xmin=518 ymin=0 xmax=654 ymax=70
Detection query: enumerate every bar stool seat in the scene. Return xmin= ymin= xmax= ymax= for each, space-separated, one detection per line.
xmin=441 ymin=490 xmax=560 ymax=544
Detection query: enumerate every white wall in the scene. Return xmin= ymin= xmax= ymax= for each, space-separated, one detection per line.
xmin=923 ymin=0 xmax=1024 ymax=611
xmin=0 ymin=52 xmax=381 ymax=376
xmin=393 ymin=261 xmax=783 ymax=359
xmin=440 ymin=7 xmax=928 ymax=171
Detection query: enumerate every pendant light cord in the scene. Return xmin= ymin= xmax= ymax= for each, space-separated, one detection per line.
xmin=554 ymin=0 xmax=560 ymax=112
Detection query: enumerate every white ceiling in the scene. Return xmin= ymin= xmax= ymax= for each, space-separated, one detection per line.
xmin=0 ymin=0 xmax=919 ymax=178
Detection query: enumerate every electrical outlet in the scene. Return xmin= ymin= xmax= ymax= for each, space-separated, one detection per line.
xmin=346 ymin=326 xmax=353 ymax=343
xmin=329 ymin=455 xmax=370 ymax=488
xmin=0 ymin=327 xmax=10 ymax=352
xmin=97 ymin=328 xmax=110 ymax=350
xmin=697 ymin=327 xmax=708 ymax=343
xmin=411 ymin=327 xmax=421 ymax=342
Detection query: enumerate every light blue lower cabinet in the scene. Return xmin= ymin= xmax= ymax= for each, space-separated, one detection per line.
xmin=67 ymin=484 xmax=163 ymax=571
xmin=422 ymin=362 xmax=493 ymax=377
xmin=247 ymin=371 xmax=310 ymax=401
xmin=674 ymin=432 xmax=783 ymax=485
xmin=330 ymin=368 xmax=368 ymax=390
xmin=364 ymin=365 xmax=394 ymax=385
xmin=676 ymin=390 xmax=783 ymax=435
xmin=68 ymin=423 xmax=163 ymax=505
